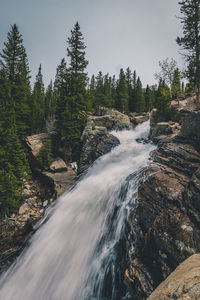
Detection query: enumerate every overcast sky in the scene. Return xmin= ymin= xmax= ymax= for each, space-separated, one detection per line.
xmin=0 ymin=0 xmax=183 ymax=87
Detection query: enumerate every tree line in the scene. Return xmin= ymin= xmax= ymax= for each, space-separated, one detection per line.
xmin=0 ymin=0 xmax=200 ymax=216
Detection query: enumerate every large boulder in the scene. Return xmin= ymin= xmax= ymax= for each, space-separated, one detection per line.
xmin=79 ymin=119 xmax=120 ymax=172
xmin=150 ymin=122 xmax=173 ymax=138
xmin=148 ymin=254 xmax=200 ymax=300
xmin=43 ymin=161 xmax=76 ymax=197
xmin=129 ymin=112 xmax=149 ymax=125
xmin=25 ymin=132 xmax=52 ymax=167
xmin=91 ymin=108 xmax=132 ymax=130
xmin=25 ymin=134 xmax=76 ymax=197
xmin=179 ymin=109 xmax=200 ymax=140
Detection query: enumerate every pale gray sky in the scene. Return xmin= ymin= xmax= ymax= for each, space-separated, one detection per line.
xmin=0 ymin=0 xmax=183 ymax=87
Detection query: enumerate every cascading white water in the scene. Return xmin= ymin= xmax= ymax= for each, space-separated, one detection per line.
xmin=0 ymin=121 xmax=156 ymax=300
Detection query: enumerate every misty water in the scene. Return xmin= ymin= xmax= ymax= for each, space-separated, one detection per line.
xmin=0 ymin=121 xmax=156 ymax=300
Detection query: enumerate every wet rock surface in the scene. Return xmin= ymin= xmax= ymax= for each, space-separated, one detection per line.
xmin=125 ymin=102 xmax=200 ymax=299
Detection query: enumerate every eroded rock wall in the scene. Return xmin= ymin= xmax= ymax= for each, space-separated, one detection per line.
xmin=125 ymin=102 xmax=200 ymax=299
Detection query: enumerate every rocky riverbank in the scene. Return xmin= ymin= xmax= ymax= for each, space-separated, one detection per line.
xmin=0 ymin=108 xmax=148 ymax=273
xmin=125 ymin=97 xmax=200 ymax=299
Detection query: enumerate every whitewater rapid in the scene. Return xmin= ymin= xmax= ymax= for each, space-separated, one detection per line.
xmin=0 ymin=121 xmax=156 ymax=300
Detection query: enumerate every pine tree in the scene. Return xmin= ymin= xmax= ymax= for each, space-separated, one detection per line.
xmin=145 ymin=85 xmax=154 ymax=112
xmin=129 ymin=70 xmax=137 ymax=112
xmin=94 ymin=71 xmax=104 ymax=109
xmin=126 ymin=67 xmax=134 ymax=112
xmin=171 ymin=68 xmax=181 ymax=100
xmin=55 ymin=22 xmax=88 ymax=161
xmin=54 ymin=59 xmax=69 ymax=145
xmin=44 ymin=80 xmax=57 ymax=132
xmin=67 ymin=22 xmax=88 ymax=100
xmin=156 ymin=80 xmax=171 ymax=121
xmin=115 ymin=68 xmax=129 ymax=112
xmin=0 ymin=24 xmax=31 ymax=137
xmin=0 ymin=69 xmax=28 ymax=215
xmin=103 ymin=74 xmax=113 ymax=107
xmin=177 ymin=0 xmax=200 ymax=102
xmin=134 ymin=77 xmax=146 ymax=113
xmin=31 ymin=64 xmax=45 ymax=133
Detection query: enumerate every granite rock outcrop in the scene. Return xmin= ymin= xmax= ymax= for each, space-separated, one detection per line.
xmin=125 ymin=98 xmax=200 ymax=299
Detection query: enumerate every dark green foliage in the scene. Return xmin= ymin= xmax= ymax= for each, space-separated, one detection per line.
xmin=0 ymin=24 xmax=32 ymax=138
xmin=90 ymin=68 xmax=148 ymax=114
xmin=115 ymin=68 xmax=129 ymax=112
xmin=0 ymin=69 xmax=28 ymax=215
xmin=155 ymin=80 xmax=171 ymax=121
xmin=171 ymin=68 xmax=181 ymax=99
xmin=177 ymin=0 xmax=200 ymax=101
xmin=145 ymin=85 xmax=154 ymax=111
xmin=55 ymin=22 xmax=88 ymax=161
xmin=37 ymin=139 xmax=54 ymax=170
xmin=134 ymin=77 xmax=146 ymax=113
xmin=44 ymin=81 xmax=57 ymax=131
xmin=31 ymin=64 xmax=45 ymax=133
xmin=93 ymin=72 xmax=114 ymax=109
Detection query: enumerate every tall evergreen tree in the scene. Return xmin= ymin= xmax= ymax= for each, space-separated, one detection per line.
xmin=177 ymin=0 xmax=200 ymax=102
xmin=31 ymin=64 xmax=45 ymax=133
xmin=134 ymin=77 xmax=146 ymax=113
xmin=145 ymin=85 xmax=154 ymax=112
xmin=129 ymin=70 xmax=137 ymax=112
xmin=93 ymin=71 xmax=104 ymax=109
xmin=0 ymin=24 xmax=31 ymax=137
xmin=55 ymin=22 xmax=88 ymax=160
xmin=155 ymin=80 xmax=171 ymax=121
xmin=115 ymin=68 xmax=129 ymax=112
xmin=0 ymin=69 xmax=28 ymax=215
xmin=103 ymin=74 xmax=113 ymax=107
xmin=44 ymin=80 xmax=57 ymax=131
xmin=171 ymin=68 xmax=181 ymax=100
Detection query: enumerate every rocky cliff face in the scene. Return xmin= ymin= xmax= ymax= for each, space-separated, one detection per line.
xmin=125 ymin=99 xmax=200 ymax=299
xmin=79 ymin=118 xmax=120 ymax=172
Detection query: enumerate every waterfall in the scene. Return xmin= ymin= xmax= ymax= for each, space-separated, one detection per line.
xmin=0 ymin=121 xmax=156 ymax=300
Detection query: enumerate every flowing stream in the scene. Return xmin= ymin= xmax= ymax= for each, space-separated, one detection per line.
xmin=0 ymin=121 xmax=155 ymax=300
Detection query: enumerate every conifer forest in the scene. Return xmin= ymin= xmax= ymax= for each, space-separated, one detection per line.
xmin=1 ymin=1 xmax=200 ymax=299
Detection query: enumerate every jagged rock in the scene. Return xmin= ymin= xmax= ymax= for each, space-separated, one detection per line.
xmin=126 ymin=131 xmax=200 ymax=299
xmin=43 ymin=164 xmax=76 ymax=197
xmin=79 ymin=119 xmax=120 ymax=172
xmin=25 ymin=133 xmax=75 ymax=198
xmin=179 ymin=109 xmax=200 ymax=140
xmin=129 ymin=113 xmax=149 ymax=125
xmin=150 ymin=120 xmax=181 ymax=140
xmin=0 ymin=179 xmax=53 ymax=272
xmin=25 ymin=132 xmax=52 ymax=167
xmin=90 ymin=108 xmax=132 ymax=130
xmin=150 ymin=122 xmax=173 ymax=138
xmin=150 ymin=108 xmax=158 ymax=127
xmin=147 ymin=254 xmax=200 ymax=300
xmin=50 ymin=159 xmax=68 ymax=172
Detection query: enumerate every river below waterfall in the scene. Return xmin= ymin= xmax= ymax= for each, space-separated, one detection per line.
xmin=0 ymin=121 xmax=156 ymax=300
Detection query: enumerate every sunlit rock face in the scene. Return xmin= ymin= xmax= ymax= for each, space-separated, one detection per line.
xmin=147 ymin=254 xmax=200 ymax=300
